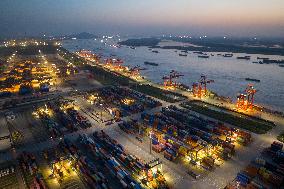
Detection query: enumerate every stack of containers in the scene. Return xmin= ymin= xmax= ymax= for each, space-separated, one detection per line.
xmin=41 ymin=116 xmax=62 ymax=138
xmin=118 ymin=122 xmax=135 ymax=134
xmin=236 ymin=172 xmax=251 ymax=186
xmin=57 ymin=111 xmax=76 ymax=131
xmin=222 ymin=141 xmax=235 ymax=155
xmin=76 ymin=155 xmax=110 ymax=189
xmin=229 ymin=141 xmax=284 ymax=189
xmin=31 ymin=176 xmax=47 ymax=189
xmin=67 ymin=108 xmax=91 ymax=129
xmin=163 ymin=142 xmax=178 ymax=161
xmin=93 ymin=132 xmax=143 ymax=189
xmin=19 ymin=152 xmax=38 ymax=175
xmin=236 ymin=130 xmax=252 ymax=146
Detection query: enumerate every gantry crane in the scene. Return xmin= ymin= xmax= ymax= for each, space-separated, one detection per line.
xmin=192 ymin=74 xmax=214 ymax=98
xmin=236 ymin=84 xmax=257 ymax=110
xmin=129 ymin=65 xmax=146 ymax=77
xmin=192 ymin=82 xmax=202 ymax=98
xmin=112 ymin=59 xmax=124 ymax=70
xmin=144 ymin=158 xmax=163 ymax=182
xmin=105 ymin=58 xmax=113 ymax=66
xmin=77 ymin=50 xmax=100 ymax=63
xmin=199 ymin=74 xmax=214 ymax=96
xmin=162 ymin=70 xmax=183 ymax=89
xmin=246 ymin=84 xmax=257 ymax=109
xmin=170 ymin=70 xmax=184 ymax=87
xmin=77 ymin=49 xmax=93 ymax=58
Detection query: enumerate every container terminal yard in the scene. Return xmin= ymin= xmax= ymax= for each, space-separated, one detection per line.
xmin=0 ymin=40 xmax=284 ymax=189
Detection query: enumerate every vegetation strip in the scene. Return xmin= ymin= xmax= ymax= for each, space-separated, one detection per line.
xmin=193 ymin=100 xmax=275 ymax=126
xmin=82 ymin=64 xmax=185 ymax=102
xmin=181 ymin=101 xmax=275 ymax=134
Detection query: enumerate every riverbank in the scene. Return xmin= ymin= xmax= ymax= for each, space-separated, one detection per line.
xmin=62 ymin=38 xmax=284 ymax=112
xmin=59 ymin=47 xmax=279 ymax=134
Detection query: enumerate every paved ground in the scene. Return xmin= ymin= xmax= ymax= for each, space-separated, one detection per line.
xmin=1 ymin=90 xmax=284 ymax=189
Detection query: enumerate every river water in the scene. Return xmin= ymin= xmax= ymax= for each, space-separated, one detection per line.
xmin=62 ymin=38 xmax=284 ymax=112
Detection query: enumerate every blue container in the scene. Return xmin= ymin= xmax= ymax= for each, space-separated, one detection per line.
xmin=236 ymin=172 xmax=249 ymax=185
xmin=157 ymin=124 xmax=163 ymax=131
xmin=166 ymin=148 xmax=177 ymax=156
xmin=152 ymin=139 xmax=159 ymax=145
xmin=167 ymin=129 xmax=173 ymax=135
xmin=0 ymin=92 xmax=12 ymax=97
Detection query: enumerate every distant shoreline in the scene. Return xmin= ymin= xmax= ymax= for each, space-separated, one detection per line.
xmin=118 ymin=38 xmax=284 ymax=56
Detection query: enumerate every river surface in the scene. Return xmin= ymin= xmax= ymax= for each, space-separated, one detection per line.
xmin=63 ymin=38 xmax=284 ymax=112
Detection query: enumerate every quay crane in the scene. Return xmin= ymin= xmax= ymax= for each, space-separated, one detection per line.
xmin=105 ymin=58 xmax=113 ymax=66
xmin=113 ymin=58 xmax=124 ymax=68
xmin=162 ymin=70 xmax=184 ymax=89
xmin=129 ymin=65 xmax=146 ymax=77
xmin=170 ymin=70 xmax=184 ymax=87
xmin=76 ymin=50 xmax=93 ymax=58
xmin=236 ymin=84 xmax=257 ymax=110
xmin=105 ymin=58 xmax=124 ymax=71
xmin=192 ymin=82 xmax=202 ymax=98
xmin=76 ymin=49 xmax=100 ymax=63
xmin=192 ymin=74 xmax=214 ymax=98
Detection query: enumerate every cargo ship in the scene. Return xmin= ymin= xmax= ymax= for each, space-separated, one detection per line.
xmin=237 ymin=56 xmax=251 ymax=60
xmin=263 ymin=59 xmax=284 ymax=64
xmin=193 ymin=51 xmax=204 ymax=54
xmin=257 ymin=57 xmax=269 ymax=60
xmin=198 ymin=55 xmax=210 ymax=58
xmin=245 ymin=78 xmax=260 ymax=82
xmin=144 ymin=61 xmax=158 ymax=66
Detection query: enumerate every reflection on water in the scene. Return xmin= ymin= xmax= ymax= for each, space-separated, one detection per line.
xmin=63 ymin=39 xmax=284 ymax=112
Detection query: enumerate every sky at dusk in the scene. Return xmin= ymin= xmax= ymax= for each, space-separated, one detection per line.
xmin=0 ymin=0 xmax=284 ymax=37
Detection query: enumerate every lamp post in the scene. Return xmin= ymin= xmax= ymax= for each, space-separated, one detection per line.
xmin=149 ymin=131 xmax=153 ymax=155
xmin=99 ymin=103 xmax=103 ymax=122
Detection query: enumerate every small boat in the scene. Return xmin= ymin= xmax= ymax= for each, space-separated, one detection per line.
xmin=198 ymin=55 xmax=210 ymax=58
xmin=152 ymin=50 xmax=159 ymax=53
xmin=245 ymin=78 xmax=260 ymax=82
xmin=237 ymin=56 xmax=251 ymax=60
xmin=144 ymin=61 xmax=159 ymax=66
xmin=130 ymin=46 xmax=136 ymax=49
xmin=179 ymin=54 xmax=187 ymax=57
